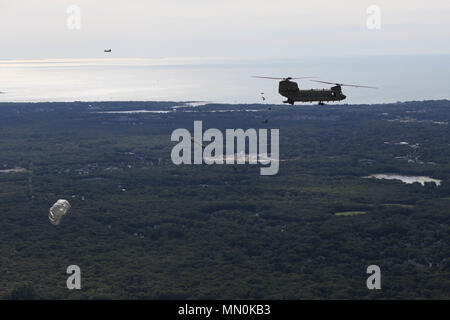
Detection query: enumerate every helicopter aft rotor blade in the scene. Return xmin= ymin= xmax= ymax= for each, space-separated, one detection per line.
xmin=310 ymin=80 xmax=378 ymax=89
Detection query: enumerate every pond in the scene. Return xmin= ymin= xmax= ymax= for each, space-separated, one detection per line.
xmin=364 ymin=174 xmax=442 ymax=186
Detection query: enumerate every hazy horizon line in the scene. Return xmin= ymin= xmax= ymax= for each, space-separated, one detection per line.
xmin=1 ymin=53 xmax=449 ymax=63
xmin=0 ymin=99 xmax=448 ymax=106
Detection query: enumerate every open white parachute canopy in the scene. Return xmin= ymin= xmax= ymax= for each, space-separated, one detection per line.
xmin=49 ymin=199 xmax=71 ymax=226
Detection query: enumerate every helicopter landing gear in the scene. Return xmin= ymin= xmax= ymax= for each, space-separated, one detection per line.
xmin=284 ymin=99 xmax=294 ymax=105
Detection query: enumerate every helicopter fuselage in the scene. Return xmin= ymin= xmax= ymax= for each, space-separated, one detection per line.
xmin=279 ymin=79 xmax=346 ymax=105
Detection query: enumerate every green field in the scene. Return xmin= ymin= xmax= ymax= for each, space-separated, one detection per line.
xmin=335 ymin=211 xmax=368 ymax=216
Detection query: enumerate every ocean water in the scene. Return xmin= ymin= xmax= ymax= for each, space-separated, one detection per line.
xmin=0 ymin=55 xmax=449 ymax=105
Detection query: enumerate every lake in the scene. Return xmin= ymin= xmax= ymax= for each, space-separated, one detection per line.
xmin=365 ymin=174 xmax=442 ymax=186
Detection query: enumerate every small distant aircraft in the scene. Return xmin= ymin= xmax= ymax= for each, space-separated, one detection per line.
xmin=253 ymin=76 xmax=377 ymax=105
xmin=104 ymin=49 xmax=112 ymax=53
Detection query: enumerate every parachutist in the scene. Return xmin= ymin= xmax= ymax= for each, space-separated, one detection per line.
xmin=49 ymin=199 xmax=71 ymax=225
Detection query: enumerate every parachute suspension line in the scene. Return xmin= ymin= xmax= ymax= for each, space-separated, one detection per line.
xmin=260 ymin=92 xmax=272 ymax=124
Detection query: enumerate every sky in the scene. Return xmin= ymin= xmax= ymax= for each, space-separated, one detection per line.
xmin=0 ymin=0 xmax=449 ymax=60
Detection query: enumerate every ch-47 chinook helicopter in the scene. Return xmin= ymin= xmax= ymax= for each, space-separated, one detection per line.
xmin=252 ymin=76 xmax=378 ymax=105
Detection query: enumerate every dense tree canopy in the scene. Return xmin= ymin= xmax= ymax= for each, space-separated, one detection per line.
xmin=0 ymin=100 xmax=449 ymax=299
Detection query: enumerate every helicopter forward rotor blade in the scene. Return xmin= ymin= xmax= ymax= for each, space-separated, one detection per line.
xmin=252 ymin=76 xmax=284 ymax=80
xmin=311 ymin=80 xmax=378 ymax=89
xmin=252 ymin=76 xmax=316 ymax=80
